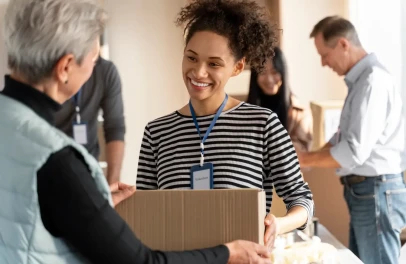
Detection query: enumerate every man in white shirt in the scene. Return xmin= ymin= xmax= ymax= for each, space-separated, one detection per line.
xmin=297 ymin=16 xmax=406 ymax=264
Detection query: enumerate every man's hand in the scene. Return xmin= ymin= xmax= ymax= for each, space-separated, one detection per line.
xmin=264 ymin=214 xmax=280 ymax=249
xmin=225 ymin=240 xmax=272 ymax=264
xmin=110 ymin=182 xmax=136 ymax=207
xmin=295 ymin=146 xmax=341 ymax=169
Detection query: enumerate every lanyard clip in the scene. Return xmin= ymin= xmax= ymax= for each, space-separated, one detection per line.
xmin=75 ymin=106 xmax=81 ymax=124
xmin=200 ymin=152 xmax=204 ymax=167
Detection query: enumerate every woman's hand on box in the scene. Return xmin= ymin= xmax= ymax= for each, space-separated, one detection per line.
xmin=264 ymin=214 xmax=280 ymax=249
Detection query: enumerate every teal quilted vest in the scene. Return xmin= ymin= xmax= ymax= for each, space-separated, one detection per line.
xmin=0 ymin=94 xmax=113 ymax=264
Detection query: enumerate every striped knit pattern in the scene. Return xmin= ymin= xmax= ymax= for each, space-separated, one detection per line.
xmin=137 ymin=103 xmax=313 ymax=227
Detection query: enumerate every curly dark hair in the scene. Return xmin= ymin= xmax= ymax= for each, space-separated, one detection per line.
xmin=175 ymin=0 xmax=278 ymax=73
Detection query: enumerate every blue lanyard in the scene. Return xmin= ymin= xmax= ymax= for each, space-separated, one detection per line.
xmin=73 ymin=89 xmax=82 ymax=123
xmin=189 ymin=94 xmax=228 ymax=166
xmin=73 ymin=90 xmax=81 ymax=107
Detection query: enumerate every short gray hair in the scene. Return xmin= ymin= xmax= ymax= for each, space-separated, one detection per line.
xmin=309 ymin=16 xmax=361 ymax=47
xmin=3 ymin=0 xmax=107 ymax=84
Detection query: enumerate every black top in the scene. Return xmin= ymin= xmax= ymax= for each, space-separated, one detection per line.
xmin=55 ymin=57 xmax=126 ymax=159
xmin=1 ymin=76 xmax=229 ymax=264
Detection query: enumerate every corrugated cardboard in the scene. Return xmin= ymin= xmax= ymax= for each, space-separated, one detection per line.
xmin=310 ymin=100 xmax=344 ymax=150
xmin=116 ymin=189 xmax=266 ymax=250
xmin=306 ymin=100 xmax=349 ymax=246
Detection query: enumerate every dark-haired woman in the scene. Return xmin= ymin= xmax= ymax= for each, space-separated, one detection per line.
xmin=137 ymin=0 xmax=314 ymax=251
xmin=247 ymin=47 xmax=313 ymax=152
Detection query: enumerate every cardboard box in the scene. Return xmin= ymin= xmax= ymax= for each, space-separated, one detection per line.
xmin=116 ymin=189 xmax=266 ymax=250
xmin=310 ymin=100 xmax=344 ymax=150
xmin=307 ymin=100 xmax=349 ymax=246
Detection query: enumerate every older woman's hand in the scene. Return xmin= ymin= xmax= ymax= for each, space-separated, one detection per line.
xmin=110 ymin=182 xmax=136 ymax=207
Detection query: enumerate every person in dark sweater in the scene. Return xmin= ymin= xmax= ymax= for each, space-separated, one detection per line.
xmin=55 ymin=56 xmax=125 ymax=184
xmin=0 ymin=0 xmax=271 ymax=264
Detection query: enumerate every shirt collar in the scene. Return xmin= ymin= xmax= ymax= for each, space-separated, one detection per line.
xmin=345 ymin=53 xmax=377 ymax=88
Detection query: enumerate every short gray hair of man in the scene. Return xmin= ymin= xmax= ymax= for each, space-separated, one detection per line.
xmin=3 ymin=0 xmax=107 ymax=84
xmin=309 ymin=16 xmax=361 ymax=48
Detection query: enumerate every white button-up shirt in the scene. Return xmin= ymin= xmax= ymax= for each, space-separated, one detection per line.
xmin=329 ymin=53 xmax=406 ymax=176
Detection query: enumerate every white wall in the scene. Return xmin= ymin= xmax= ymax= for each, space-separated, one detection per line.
xmin=349 ymin=0 xmax=402 ymax=89
xmin=105 ymin=0 xmax=189 ymax=183
xmin=225 ymin=70 xmax=251 ymax=96
xmin=401 ymin=1 xmax=406 ymax=120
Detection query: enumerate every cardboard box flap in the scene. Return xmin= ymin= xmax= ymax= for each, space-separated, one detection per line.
xmin=116 ymin=189 xmax=266 ymax=250
xmin=310 ymin=99 xmax=344 ymax=149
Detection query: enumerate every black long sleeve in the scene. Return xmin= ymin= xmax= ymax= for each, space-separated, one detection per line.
xmin=37 ymin=146 xmax=229 ymax=264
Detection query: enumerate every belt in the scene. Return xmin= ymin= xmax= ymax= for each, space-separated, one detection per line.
xmin=340 ymin=174 xmax=404 ymax=186
xmin=340 ymin=174 xmax=367 ymax=186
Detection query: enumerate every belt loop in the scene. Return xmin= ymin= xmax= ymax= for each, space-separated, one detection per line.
xmin=381 ymin=174 xmax=386 ymax=182
xmin=342 ymin=177 xmax=348 ymax=187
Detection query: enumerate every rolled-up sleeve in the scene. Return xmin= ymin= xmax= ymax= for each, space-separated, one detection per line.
xmin=330 ymin=74 xmax=389 ymax=169
xmin=328 ymin=131 xmax=338 ymax=146
xmin=101 ymin=61 xmax=126 ymax=143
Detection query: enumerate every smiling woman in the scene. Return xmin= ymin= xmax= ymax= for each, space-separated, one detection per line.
xmin=136 ymin=0 xmax=314 ymax=250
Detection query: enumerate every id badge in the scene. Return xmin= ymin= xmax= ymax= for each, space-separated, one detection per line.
xmin=190 ymin=163 xmax=214 ymax=190
xmin=73 ymin=123 xmax=88 ymax=144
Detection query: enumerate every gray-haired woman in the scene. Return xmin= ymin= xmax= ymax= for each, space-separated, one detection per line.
xmin=0 ymin=0 xmax=271 ymax=263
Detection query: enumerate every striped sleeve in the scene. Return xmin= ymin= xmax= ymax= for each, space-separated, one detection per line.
xmin=136 ymin=124 xmax=158 ymax=190
xmin=264 ymin=113 xmax=314 ymax=230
